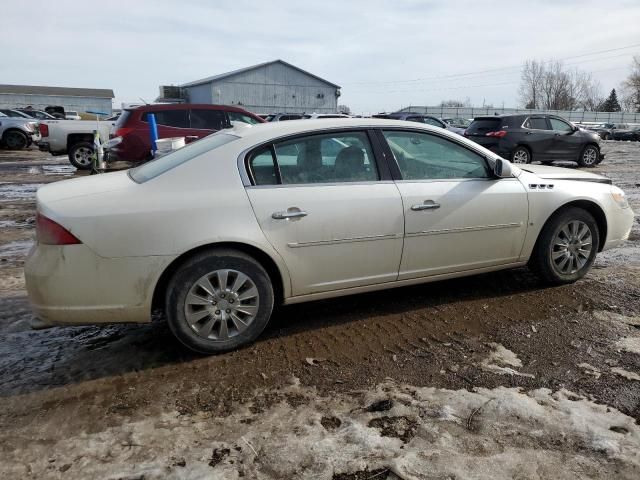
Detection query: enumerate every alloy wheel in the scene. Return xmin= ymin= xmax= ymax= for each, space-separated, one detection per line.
xmin=512 ymin=149 xmax=529 ymax=164
xmin=73 ymin=146 xmax=93 ymax=166
xmin=184 ymin=269 xmax=260 ymax=341
xmin=550 ymin=220 xmax=593 ymax=275
xmin=582 ymin=147 xmax=598 ymax=166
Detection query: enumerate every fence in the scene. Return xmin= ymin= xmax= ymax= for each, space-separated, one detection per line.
xmin=397 ymin=106 xmax=640 ymax=124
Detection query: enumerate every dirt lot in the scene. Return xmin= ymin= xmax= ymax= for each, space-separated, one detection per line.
xmin=1 ymin=144 xmax=639 ymax=479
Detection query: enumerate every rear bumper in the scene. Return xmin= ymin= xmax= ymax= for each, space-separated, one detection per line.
xmin=38 ymin=142 xmax=50 ymax=152
xmin=24 ymin=243 xmax=174 ymax=327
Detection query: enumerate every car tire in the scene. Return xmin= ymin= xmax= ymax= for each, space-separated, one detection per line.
xmin=578 ymin=144 xmax=599 ymax=168
xmin=529 ymin=207 xmax=599 ymax=285
xmin=511 ymin=146 xmax=531 ymax=164
xmin=2 ymin=130 xmax=28 ymax=150
xmin=602 ymin=133 xmax=611 ymax=140
xmin=166 ymin=249 xmax=274 ymax=354
xmin=68 ymin=142 xmax=94 ymax=170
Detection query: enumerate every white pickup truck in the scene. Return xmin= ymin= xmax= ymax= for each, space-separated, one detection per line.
xmin=38 ymin=119 xmax=115 ymax=169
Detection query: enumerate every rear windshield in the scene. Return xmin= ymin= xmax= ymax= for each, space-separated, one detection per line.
xmin=115 ymin=110 xmax=132 ymax=128
xmin=466 ymin=118 xmax=501 ymax=135
xmin=128 ymin=132 xmax=239 ymax=183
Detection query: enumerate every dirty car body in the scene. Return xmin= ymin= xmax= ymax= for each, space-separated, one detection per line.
xmin=25 ymin=119 xmax=634 ymax=353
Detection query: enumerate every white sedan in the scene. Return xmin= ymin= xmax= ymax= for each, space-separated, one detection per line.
xmin=25 ymin=119 xmax=634 ymax=353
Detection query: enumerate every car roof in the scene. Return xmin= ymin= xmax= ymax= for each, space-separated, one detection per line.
xmin=126 ymin=103 xmax=256 ymax=114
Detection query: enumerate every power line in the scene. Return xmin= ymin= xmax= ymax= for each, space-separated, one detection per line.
xmin=344 ymin=42 xmax=640 ymax=86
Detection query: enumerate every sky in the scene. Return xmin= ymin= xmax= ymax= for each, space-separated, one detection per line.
xmin=1 ymin=0 xmax=639 ymax=114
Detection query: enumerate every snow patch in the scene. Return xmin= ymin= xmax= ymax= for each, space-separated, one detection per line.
xmin=479 ymin=342 xmax=535 ymax=378
xmin=4 ymin=382 xmax=638 ymax=479
xmin=617 ymin=336 xmax=640 ymax=355
xmin=611 ymin=367 xmax=640 ymax=381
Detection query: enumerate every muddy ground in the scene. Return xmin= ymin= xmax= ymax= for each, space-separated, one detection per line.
xmin=0 ymin=144 xmax=639 ymax=479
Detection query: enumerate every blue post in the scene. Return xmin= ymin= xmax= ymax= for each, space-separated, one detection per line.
xmin=148 ymin=113 xmax=159 ymax=156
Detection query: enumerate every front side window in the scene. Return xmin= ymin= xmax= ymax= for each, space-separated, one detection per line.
xmin=248 ymin=131 xmax=378 ymax=185
xmin=382 ymin=130 xmax=491 ymax=180
xmin=190 ymin=109 xmax=227 ymax=130
xmin=424 ymin=117 xmax=444 ymax=128
xmin=549 ymin=118 xmax=573 ymax=132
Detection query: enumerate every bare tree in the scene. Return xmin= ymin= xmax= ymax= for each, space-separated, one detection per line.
xmin=621 ymin=56 xmax=640 ymax=112
xmin=518 ymin=59 xmax=602 ymax=110
xmin=519 ymin=60 xmax=545 ymax=109
xmin=337 ymin=104 xmax=351 ymax=115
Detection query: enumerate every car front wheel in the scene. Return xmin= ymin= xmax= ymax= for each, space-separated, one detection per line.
xmin=578 ymin=145 xmax=599 ymax=168
xmin=511 ymin=146 xmax=531 ymax=164
xmin=529 ymin=207 xmax=599 ymax=285
xmin=3 ymin=130 xmax=28 ymax=150
xmin=166 ymin=249 xmax=274 ymax=354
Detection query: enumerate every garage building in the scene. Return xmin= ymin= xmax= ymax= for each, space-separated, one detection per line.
xmin=175 ymin=60 xmax=340 ymax=115
xmin=0 ymin=84 xmax=114 ymax=115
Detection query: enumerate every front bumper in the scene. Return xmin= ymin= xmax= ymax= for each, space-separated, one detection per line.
xmin=602 ymin=205 xmax=635 ymax=250
xmin=25 ymin=243 xmax=173 ymax=327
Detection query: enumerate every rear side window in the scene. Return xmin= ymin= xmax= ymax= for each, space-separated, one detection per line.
xmin=524 ymin=117 xmax=550 ymax=130
xmin=190 ymin=109 xmax=227 ymax=130
xmin=115 ymin=110 xmax=131 ymax=128
xmin=466 ymin=119 xmax=501 ymax=135
xmin=248 ymin=131 xmax=378 ymax=185
xmin=129 ymin=132 xmax=239 ymax=183
xmin=145 ymin=110 xmax=190 ymax=128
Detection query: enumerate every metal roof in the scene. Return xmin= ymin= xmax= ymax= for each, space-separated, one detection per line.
xmin=181 ymin=59 xmax=340 ymax=89
xmin=0 ymin=84 xmax=114 ymax=98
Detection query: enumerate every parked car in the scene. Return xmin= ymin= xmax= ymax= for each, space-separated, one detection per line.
xmin=45 ymin=106 xmax=66 ymax=119
xmin=302 ymin=113 xmax=351 ymax=119
xmin=373 ymin=112 xmax=465 ymax=134
xmin=108 ymin=103 xmax=265 ymax=162
xmin=585 ymin=122 xmax=629 ymax=140
xmin=0 ymin=109 xmax=34 ymax=119
xmin=265 ymin=113 xmax=305 ymax=121
xmin=0 ymin=113 xmax=39 ymax=149
xmin=443 ymin=117 xmax=471 ymax=128
xmin=16 ymin=108 xmax=56 ymax=120
xmin=65 ymin=111 xmax=81 ymax=120
xmin=25 ymin=119 xmax=633 ymax=354
xmin=465 ymin=114 xmax=603 ymax=167
xmin=38 ymin=118 xmax=115 ymax=168
xmin=611 ymin=126 xmax=640 ymax=142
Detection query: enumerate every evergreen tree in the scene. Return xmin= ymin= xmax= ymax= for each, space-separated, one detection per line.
xmin=600 ymin=89 xmax=622 ymax=112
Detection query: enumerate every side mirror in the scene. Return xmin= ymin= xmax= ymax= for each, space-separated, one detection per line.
xmin=494 ymin=158 xmax=513 ymax=178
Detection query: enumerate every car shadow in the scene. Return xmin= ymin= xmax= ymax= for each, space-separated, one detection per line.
xmin=0 ymin=267 xmax=554 ymax=397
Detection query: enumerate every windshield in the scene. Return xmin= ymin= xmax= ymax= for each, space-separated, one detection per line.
xmin=129 ymin=132 xmax=239 ymax=183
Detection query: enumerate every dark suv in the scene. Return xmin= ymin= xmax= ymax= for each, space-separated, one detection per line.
xmin=109 ymin=104 xmax=264 ymax=162
xmin=465 ymin=114 xmax=603 ymax=167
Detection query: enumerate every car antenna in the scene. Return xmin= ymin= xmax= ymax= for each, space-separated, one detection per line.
xmin=139 ymin=97 xmax=150 ymax=105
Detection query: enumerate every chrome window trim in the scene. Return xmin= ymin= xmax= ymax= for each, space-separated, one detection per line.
xmin=521 ymin=115 xmax=551 ymax=131
xmin=245 ymin=180 xmax=395 ymax=189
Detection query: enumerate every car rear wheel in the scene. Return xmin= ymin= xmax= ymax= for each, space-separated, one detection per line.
xmin=578 ymin=145 xmax=599 ymax=168
xmin=511 ymin=146 xmax=531 ymax=164
xmin=68 ymin=142 xmax=94 ymax=170
xmin=166 ymin=249 xmax=274 ymax=354
xmin=529 ymin=207 xmax=599 ymax=285
xmin=3 ymin=130 xmax=28 ymax=150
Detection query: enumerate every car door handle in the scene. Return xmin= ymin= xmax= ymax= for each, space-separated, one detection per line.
xmin=411 ymin=201 xmax=440 ymax=211
xmin=272 ymin=209 xmax=308 ymax=220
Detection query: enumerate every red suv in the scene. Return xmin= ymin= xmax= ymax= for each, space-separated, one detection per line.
xmin=108 ymin=104 xmax=265 ymax=162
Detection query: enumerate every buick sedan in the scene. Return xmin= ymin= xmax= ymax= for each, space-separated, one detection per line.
xmin=25 ymin=119 xmax=634 ymax=353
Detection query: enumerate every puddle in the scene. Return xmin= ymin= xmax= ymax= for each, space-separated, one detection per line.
xmin=43 ymin=165 xmax=76 ymax=176
xmin=0 ymin=219 xmax=33 ymax=229
xmin=0 ymin=183 xmax=44 ymax=201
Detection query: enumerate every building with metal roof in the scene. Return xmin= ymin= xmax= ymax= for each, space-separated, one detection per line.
xmin=0 ymin=84 xmax=114 ymax=115
xmin=169 ymin=60 xmax=341 ymax=114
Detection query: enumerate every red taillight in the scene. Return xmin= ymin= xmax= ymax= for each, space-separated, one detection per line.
xmin=115 ymin=127 xmax=133 ymax=137
xmin=486 ymin=130 xmax=507 ymax=138
xmin=40 ymin=123 xmax=49 ymax=137
xmin=36 ymin=213 xmax=81 ymax=245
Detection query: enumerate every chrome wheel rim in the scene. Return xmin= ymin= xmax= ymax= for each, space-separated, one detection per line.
xmin=73 ymin=146 xmax=93 ymax=166
xmin=550 ymin=220 xmax=593 ymax=275
xmin=512 ymin=149 xmax=529 ymax=164
xmin=582 ymin=147 xmax=597 ymax=166
xmin=184 ymin=269 xmax=259 ymax=341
